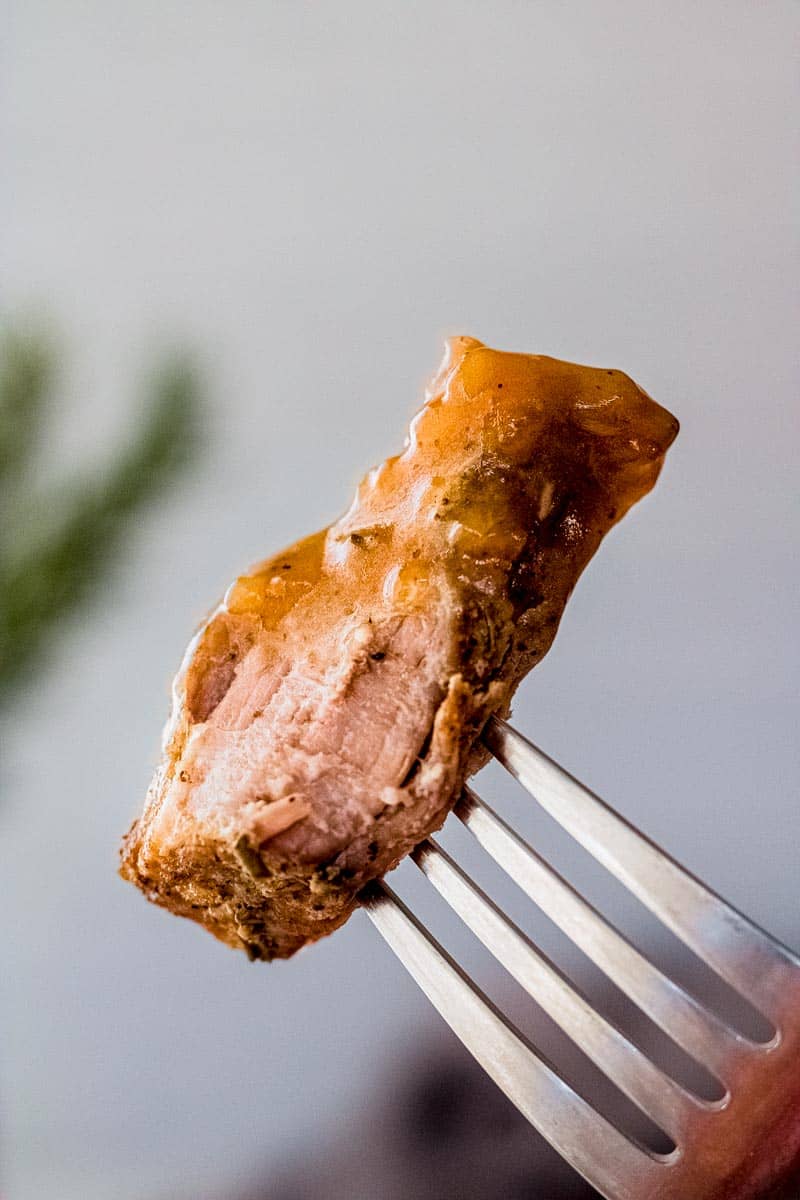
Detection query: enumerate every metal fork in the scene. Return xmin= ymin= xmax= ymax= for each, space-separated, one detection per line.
xmin=363 ymin=716 xmax=800 ymax=1200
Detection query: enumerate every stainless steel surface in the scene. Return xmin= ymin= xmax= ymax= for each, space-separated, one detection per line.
xmin=364 ymin=716 xmax=800 ymax=1199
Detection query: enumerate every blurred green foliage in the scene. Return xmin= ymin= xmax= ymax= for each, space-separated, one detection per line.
xmin=0 ymin=328 xmax=200 ymax=701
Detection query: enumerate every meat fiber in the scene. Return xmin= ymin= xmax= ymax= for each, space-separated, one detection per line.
xmin=120 ymin=337 xmax=678 ymax=960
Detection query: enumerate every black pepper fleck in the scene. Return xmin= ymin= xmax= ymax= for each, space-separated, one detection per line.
xmin=233 ymin=834 xmax=269 ymax=878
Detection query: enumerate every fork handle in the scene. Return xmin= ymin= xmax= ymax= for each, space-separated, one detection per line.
xmin=722 ymin=1095 xmax=800 ymax=1199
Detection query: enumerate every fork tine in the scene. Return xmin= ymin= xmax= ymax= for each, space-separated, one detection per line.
xmin=363 ymin=881 xmax=665 ymax=1200
xmin=483 ymin=716 xmax=800 ymax=1017
xmin=413 ymin=838 xmax=704 ymax=1139
xmin=457 ymin=785 xmax=745 ymax=1080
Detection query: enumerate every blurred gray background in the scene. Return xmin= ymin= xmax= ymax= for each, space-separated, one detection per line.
xmin=2 ymin=2 xmax=798 ymax=1198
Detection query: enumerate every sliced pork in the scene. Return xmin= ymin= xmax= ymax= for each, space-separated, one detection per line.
xmin=120 ymin=337 xmax=678 ymax=960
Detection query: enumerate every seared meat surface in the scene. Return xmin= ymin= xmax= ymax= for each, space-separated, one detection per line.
xmin=120 ymin=337 xmax=678 ymax=960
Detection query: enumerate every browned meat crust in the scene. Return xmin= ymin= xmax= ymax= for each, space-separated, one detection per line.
xmin=120 ymin=337 xmax=678 ymax=960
